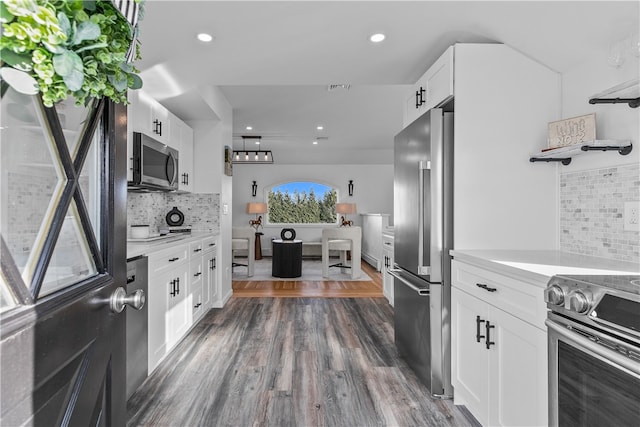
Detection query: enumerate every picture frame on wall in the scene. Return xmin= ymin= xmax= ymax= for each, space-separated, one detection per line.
xmin=224 ymin=145 xmax=233 ymax=176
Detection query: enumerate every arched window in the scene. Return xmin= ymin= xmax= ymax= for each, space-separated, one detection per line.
xmin=267 ymin=181 xmax=337 ymax=224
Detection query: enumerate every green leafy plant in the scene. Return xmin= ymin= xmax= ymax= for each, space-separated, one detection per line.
xmin=0 ymin=0 xmax=143 ymax=106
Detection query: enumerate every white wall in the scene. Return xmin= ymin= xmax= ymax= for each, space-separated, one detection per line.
xmin=560 ymin=43 xmax=639 ymax=171
xmin=232 ymin=163 xmax=393 ymax=253
xmin=453 ymin=44 xmax=561 ymax=251
xmin=556 ymin=41 xmax=639 ymax=263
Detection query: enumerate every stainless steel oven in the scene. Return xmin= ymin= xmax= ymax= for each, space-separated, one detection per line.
xmin=545 ymin=275 xmax=640 ymax=427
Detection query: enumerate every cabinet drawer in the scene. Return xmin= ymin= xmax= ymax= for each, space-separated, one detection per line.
xmin=149 ymin=244 xmax=188 ymax=274
xmin=189 ymin=240 xmax=204 ymax=256
xmin=190 ymin=257 xmax=204 ymax=285
xmin=201 ymin=236 xmax=217 ymax=253
xmin=451 ymin=260 xmax=546 ymax=330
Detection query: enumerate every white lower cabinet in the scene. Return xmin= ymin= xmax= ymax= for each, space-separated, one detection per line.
xmin=148 ymin=252 xmax=189 ymax=372
xmin=146 ymin=235 xmax=219 ymax=373
xmin=202 ymin=249 xmax=217 ymax=308
xmin=451 ymin=260 xmax=547 ymax=427
xmin=166 ymin=264 xmax=190 ymax=348
xmin=381 ymin=231 xmax=394 ymax=306
xmin=189 ymin=257 xmax=204 ymax=322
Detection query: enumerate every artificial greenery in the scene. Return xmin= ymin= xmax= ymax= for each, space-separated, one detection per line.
xmin=0 ymin=0 xmax=142 ymax=106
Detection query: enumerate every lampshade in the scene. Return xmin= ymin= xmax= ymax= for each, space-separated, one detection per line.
xmin=335 ymin=203 xmax=356 ymax=215
xmin=247 ymin=202 xmax=267 ymax=214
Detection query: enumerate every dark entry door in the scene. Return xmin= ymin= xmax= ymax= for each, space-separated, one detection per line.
xmin=0 ymin=88 xmax=128 ymax=426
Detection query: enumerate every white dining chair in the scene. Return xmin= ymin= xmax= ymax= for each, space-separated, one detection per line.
xmin=232 ymin=227 xmax=255 ymax=277
xmin=321 ymin=226 xmax=362 ymax=279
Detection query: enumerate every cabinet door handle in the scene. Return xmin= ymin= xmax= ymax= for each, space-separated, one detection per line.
xmin=485 ymin=321 xmax=496 ymax=349
xmin=170 ymin=279 xmax=176 ymax=297
xmin=176 ymin=278 xmax=180 ymax=295
xmin=415 ymin=86 xmax=426 ymax=108
xmin=208 ymin=243 xmax=215 ymax=247
xmin=476 ymin=283 xmax=497 ymax=293
xmin=193 ymin=248 xmax=201 ymax=253
xmin=476 ymin=315 xmax=485 ymax=343
xmin=169 ymin=257 xmax=179 ymax=262
xmin=194 ymin=272 xmax=202 ymax=277
xmin=213 ymin=258 xmax=216 ymax=269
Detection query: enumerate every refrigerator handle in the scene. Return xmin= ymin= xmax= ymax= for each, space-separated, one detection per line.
xmin=389 ymin=269 xmax=430 ymax=296
xmin=418 ymin=161 xmax=431 ymax=276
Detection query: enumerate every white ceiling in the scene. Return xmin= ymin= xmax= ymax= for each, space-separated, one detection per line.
xmin=135 ymin=1 xmax=639 ymax=164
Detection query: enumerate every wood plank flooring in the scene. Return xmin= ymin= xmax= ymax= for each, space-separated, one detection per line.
xmin=127 ymin=297 xmax=480 ymax=427
xmin=233 ymin=260 xmax=384 ymax=298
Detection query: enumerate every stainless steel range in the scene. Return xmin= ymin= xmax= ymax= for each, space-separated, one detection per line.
xmin=544 ymin=274 xmax=640 ymax=427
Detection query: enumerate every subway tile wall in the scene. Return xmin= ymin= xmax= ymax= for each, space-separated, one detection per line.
xmin=127 ymin=192 xmax=220 ymax=236
xmin=560 ymin=163 xmax=639 ymax=263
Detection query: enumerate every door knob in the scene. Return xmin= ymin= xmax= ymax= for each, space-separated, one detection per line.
xmin=110 ymin=287 xmax=146 ymax=313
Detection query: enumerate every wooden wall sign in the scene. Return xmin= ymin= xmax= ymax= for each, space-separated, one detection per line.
xmin=548 ymin=113 xmax=596 ymax=149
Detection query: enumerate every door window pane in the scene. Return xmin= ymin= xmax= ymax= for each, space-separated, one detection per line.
xmin=1 ymin=86 xmax=103 ymax=302
xmin=54 ymin=97 xmax=96 ymax=160
xmin=41 ymin=199 xmax=97 ymax=297
xmin=0 ymin=87 xmax=65 ymax=287
xmin=79 ymin=125 xmax=102 ymax=251
xmin=0 ymin=276 xmax=17 ymax=310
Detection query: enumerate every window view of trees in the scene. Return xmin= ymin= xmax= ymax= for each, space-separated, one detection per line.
xmin=267 ymin=181 xmax=337 ymax=224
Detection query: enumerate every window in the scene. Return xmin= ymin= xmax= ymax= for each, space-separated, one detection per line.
xmin=267 ymin=181 xmax=337 ymax=224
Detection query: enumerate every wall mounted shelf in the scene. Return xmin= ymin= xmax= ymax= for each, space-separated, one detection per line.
xmin=589 ymin=79 xmax=639 ymax=108
xmin=529 ymin=140 xmax=632 ymax=166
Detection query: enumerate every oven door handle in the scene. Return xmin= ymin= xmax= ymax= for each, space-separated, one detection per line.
xmin=546 ymin=319 xmax=640 ymax=376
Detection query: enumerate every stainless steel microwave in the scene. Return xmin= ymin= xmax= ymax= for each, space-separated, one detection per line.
xmin=129 ymin=132 xmax=179 ymax=191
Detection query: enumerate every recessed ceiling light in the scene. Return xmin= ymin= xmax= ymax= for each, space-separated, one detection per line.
xmin=316 ymin=126 xmax=324 ymax=131
xmin=313 ymin=140 xmax=318 ymax=145
xmin=246 ymin=126 xmax=253 ymax=130
xmin=197 ymin=33 xmax=213 ymax=42
xmin=370 ymin=33 xmax=385 ymax=43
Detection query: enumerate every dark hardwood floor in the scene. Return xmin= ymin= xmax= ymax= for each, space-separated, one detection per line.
xmin=127 ymin=297 xmax=479 ymax=427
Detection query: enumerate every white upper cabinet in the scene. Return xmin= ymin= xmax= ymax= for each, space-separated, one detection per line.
xmin=177 ymin=120 xmax=194 ymax=192
xmin=129 ymin=90 xmax=170 ymax=145
xmin=403 ymin=46 xmax=454 ymax=128
xmin=127 ymin=90 xmax=195 ymax=191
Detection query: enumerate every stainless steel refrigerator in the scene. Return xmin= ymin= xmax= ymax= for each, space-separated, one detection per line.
xmin=390 ymin=108 xmax=454 ymax=398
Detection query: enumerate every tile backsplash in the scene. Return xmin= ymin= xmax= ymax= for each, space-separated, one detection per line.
xmin=127 ymin=192 xmax=220 ymax=236
xmin=560 ymin=163 xmax=639 ymax=263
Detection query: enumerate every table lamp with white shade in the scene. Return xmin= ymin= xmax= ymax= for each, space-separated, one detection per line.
xmin=336 ymin=202 xmax=356 ymax=226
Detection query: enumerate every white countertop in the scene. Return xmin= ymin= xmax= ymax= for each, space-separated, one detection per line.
xmin=450 ymin=249 xmax=640 ymax=287
xmin=127 ymin=232 xmax=218 ymax=259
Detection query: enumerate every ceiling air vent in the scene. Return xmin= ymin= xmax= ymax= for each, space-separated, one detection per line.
xmin=327 ymin=84 xmax=351 ymax=91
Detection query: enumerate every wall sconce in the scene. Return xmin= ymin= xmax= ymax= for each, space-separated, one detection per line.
xmin=348 ymin=180 xmax=354 ymax=196
xmin=251 ymin=180 xmax=257 ymax=197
